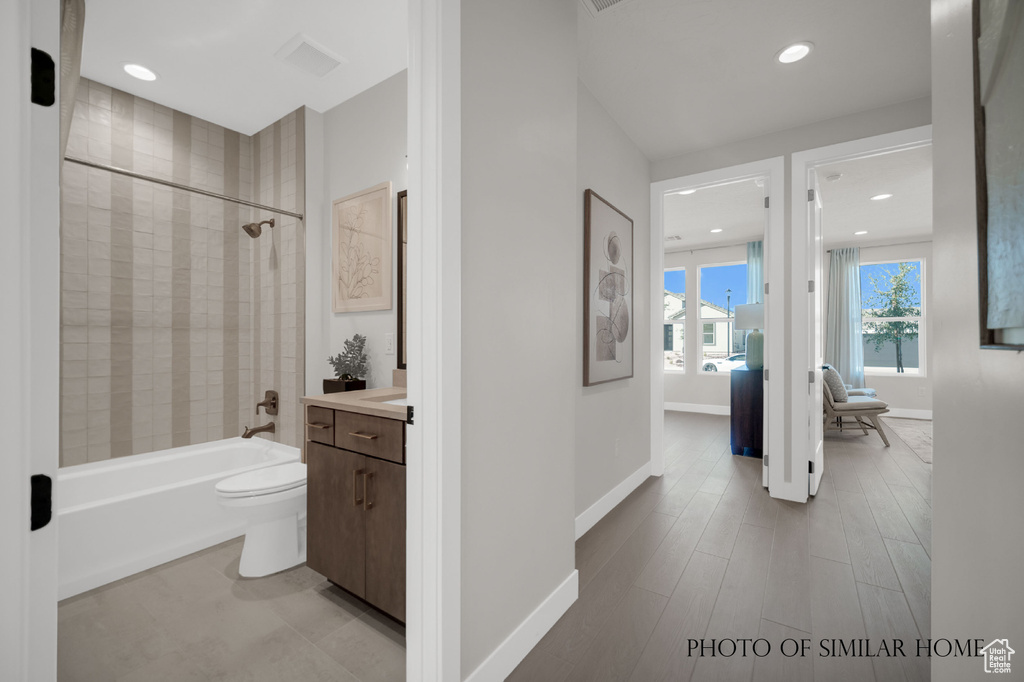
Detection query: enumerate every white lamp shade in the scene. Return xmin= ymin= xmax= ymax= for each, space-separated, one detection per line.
xmin=734 ymin=303 xmax=764 ymax=330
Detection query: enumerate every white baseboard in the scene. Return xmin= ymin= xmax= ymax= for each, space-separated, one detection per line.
xmin=463 ymin=570 xmax=579 ymax=682
xmin=665 ymin=402 xmax=730 ymax=416
xmin=575 ymin=462 xmax=650 ymax=541
xmin=885 ymin=409 xmax=933 ymax=420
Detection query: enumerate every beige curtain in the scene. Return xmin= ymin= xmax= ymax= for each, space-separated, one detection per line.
xmin=60 ymin=0 xmax=86 ymax=163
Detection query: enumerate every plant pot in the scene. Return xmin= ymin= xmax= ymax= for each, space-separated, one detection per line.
xmin=323 ymin=378 xmax=367 ymax=394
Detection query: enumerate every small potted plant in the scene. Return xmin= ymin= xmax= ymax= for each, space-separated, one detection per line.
xmin=325 ymin=334 xmax=369 ymax=393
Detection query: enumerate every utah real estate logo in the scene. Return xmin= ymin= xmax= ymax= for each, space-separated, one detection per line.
xmin=980 ymin=639 xmax=1014 ymax=674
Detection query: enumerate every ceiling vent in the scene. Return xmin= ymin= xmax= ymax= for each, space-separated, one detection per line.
xmin=274 ymin=34 xmax=346 ymax=78
xmin=665 ymin=234 xmax=683 ymax=242
xmin=579 ymin=0 xmax=639 ymax=18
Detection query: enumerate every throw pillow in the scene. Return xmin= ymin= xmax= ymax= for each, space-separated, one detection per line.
xmin=823 ymin=367 xmax=849 ymax=402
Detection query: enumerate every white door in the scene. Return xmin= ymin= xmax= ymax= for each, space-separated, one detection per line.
xmin=808 ymin=172 xmax=825 ymax=495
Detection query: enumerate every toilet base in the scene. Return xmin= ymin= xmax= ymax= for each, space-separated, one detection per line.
xmin=238 ymin=512 xmax=307 ymax=578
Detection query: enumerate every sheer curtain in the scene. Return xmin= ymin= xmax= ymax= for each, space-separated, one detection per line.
xmin=826 ymin=247 xmax=865 ymax=388
xmin=747 ymin=240 xmax=763 ymax=304
xmin=60 ymin=0 xmax=86 ymax=163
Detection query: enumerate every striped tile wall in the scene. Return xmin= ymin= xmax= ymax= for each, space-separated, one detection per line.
xmin=60 ymin=79 xmax=304 ymax=466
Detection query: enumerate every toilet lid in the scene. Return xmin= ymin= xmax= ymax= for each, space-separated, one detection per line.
xmin=216 ymin=462 xmax=307 ymax=498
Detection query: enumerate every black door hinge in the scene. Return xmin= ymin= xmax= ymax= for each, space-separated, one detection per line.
xmin=406 ymin=405 xmax=414 ymax=426
xmin=30 ymin=48 xmax=55 ymax=107
xmin=31 ymin=474 xmax=52 ymax=531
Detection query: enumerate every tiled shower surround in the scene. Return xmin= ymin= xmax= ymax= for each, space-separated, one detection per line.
xmin=60 ymin=79 xmax=305 ymax=466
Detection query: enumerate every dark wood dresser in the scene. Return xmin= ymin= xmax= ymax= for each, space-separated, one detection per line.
xmin=730 ymin=366 xmax=763 ymax=458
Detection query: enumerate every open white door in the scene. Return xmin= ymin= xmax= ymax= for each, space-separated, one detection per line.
xmin=808 ymin=172 xmax=825 ymax=495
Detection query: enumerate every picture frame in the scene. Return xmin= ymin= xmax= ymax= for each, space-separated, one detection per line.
xmin=332 ymin=181 xmax=393 ymax=313
xmin=973 ymin=0 xmax=1024 ymax=350
xmin=584 ymin=189 xmax=634 ymax=386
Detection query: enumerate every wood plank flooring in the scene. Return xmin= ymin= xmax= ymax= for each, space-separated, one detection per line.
xmin=510 ymin=412 xmax=932 ymax=682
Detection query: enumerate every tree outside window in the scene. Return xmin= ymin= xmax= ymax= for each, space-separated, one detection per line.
xmin=861 ymin=261 xmax=923 ymax=374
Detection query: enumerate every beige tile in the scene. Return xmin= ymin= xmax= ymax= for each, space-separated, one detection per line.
xmin=809 ymin=556 xmax=874 ymax=682
xmin=115 ymin=651 xmax=209 ymax=682
xmin=883 ymin=538 xmax=931 ymax=639
xmin=630 ymin=551 xmax=727 ymax=682
xmin=315 ymin=609 xmax=406 ymax=682
xmin=220 ymin=627 xmax=361 ymax=682
xmin=762 ymin=501 xmax=812 ymax=633
xmin=751 ymin=619 xmax=813 ymax=682
xmin=564 ymin=587 xmax=667 ymax=682
xmin=539 ymin=511 xmax=674 ymax=663
xmin=634 ymin=491 xmax=719 ymax=597
xmin=836 ymin=490 xmax=901 ymax=591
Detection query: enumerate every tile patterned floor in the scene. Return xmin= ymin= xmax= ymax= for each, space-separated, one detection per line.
xmin=58 ymin=539 xmax=405 ymax=681
xmin=510 ymin=412 xmax=932 ymax=682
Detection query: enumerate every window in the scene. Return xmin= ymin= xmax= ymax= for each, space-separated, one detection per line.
xmin=663 ymin=268 xmax=685 ymax=370
xmin=702 ymin=323 xmax=715 ymax=345
xmin=699 ymin=263 xmax=747 ymax=372
xmin=860 ymin=260 xmax=923 ymax=375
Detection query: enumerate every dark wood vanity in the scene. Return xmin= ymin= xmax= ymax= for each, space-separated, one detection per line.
xmin=303 ymin=391 xmax=407 ymax=622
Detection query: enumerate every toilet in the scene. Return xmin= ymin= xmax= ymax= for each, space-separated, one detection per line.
xmin=215 ymin=462 xmax=308 ymax=578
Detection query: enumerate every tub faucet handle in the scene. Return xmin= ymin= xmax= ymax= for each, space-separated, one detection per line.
xmin=256 ymin=390 xmax=278 ymax=415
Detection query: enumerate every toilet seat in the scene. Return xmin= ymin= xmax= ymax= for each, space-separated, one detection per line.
xmin=216 ymin=462 xmax=307 ymax=498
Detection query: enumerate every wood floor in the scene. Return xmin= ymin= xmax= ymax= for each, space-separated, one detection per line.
xmin=510 ymin=412 xmax=932 ymax=682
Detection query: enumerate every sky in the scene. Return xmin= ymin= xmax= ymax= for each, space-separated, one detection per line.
xmin=860 ymin=261 xmax=922 ymax=308
xmin=663 ymin=264 xmax=748 ymax=311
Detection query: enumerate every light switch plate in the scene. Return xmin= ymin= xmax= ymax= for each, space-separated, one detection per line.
xmin=385 ymin=332 xmax=394 ymax=355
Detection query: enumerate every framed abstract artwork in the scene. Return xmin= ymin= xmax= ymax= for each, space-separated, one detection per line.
xmin=332 ymin=181 xmax=392 ymax=313
xmin=584 ymin=189 xmax=633 ymax=386
xmin=974 ymin=0 xmax=1024 ymax=349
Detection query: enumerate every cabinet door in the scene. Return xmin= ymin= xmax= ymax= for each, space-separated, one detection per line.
xmin=306 ymin=441 xmax=366 ymax=598
xmin=363 ymin=457 xmax=406 ymax=622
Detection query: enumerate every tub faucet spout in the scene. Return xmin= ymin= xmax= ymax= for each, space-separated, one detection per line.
xmin=242 ymin=422 xmax=276 ymax=439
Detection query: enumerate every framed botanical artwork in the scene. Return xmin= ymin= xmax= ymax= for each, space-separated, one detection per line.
xmin=584 ymin=189 xmax=633 ymax=386
xmin=332 ymin=181 xmax=392 ymax=313
xmin=974 ymin=0 xmax=1024 ymax=349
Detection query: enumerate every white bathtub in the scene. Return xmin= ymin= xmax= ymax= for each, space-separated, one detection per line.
xmin=57 ymin=437 xmax=300 ymax=600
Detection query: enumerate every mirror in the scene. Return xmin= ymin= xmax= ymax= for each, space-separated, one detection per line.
xmin=397 ymin=190 xmax=408 ymax=369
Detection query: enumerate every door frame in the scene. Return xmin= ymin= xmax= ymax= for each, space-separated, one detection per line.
xmin=2 ymin=0 xmax=61 ymax=678
xmin=406 ymin=0 xmax=462 ymax=679
xmin=650 ymin=157 xmax=785 ymax=487
xmin=789 ymin=125 xmax=933 ymax=500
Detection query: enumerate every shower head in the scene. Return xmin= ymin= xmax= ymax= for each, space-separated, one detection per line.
xmin=242 ymin=218 xmax=275 ymax=238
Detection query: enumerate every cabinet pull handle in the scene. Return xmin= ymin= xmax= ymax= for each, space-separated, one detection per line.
xmin=363 ymin=471 xmax=374 ymax=510
xmin=349 ymin=431 xmax=378 ymax=440
xmin=306 ymin=422 xmax=331 ymax=430
xmin=353 ymin=469 xmax=365 ymax=507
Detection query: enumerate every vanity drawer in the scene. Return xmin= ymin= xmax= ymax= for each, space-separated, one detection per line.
xmin=305 ymin=406 xmax=336 ymax=445
xmin=335 ymin=411 xmax=404 ymax=464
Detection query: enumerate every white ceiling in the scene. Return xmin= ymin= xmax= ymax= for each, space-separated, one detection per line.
xmin=817 ymin=144 xmax=933 ymax=246
xmin=80 ymin=0 xmax=407 ymax=135
xmin=664 ymin=177 xmax=765 ymax=251
xmin=578 ymin=0 xmax=931 ymax=162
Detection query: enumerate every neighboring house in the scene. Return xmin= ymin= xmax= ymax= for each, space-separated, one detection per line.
xmin=663 ymin=291 xmax=741 ymax=357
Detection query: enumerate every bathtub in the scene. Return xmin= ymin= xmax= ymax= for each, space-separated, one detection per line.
xmin=57 ymin=437 xmax=300 ymax=600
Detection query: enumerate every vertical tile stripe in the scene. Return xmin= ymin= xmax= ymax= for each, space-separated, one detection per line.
xmin=252 ymin=132 xmax=261 ymax=418
xmin=293 ymin=110 xmax=306 ymax=447
xmin=109 ymin=90 xmax=134 ymax=458
xmin=171 ymin=110 xmax=192 ymax=446
xmin=223 ymin=131 xmax=241 ymax=437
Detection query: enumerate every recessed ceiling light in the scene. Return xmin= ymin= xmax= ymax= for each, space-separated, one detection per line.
xmin=854 ymin=231 xmax=868 ymax=235
xmin=710 ymin=229 xmax=723 ymax=233
xmin=870 ymin=193 xmax=893 ymax=201
xmin=671 ymin=189 xmax=697 ymax=196
xmin=123 ymin=64 xmax=157 ymax=81
xmin=776 ymin=42 xmax=813 ymax=64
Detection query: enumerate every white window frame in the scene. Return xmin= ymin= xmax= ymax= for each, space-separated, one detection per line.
xmin=859 ymin=257 xmax=927 ymax=377
xmin=702 ymin=322 xmax=715 ymax=345
xmin=698 ymin=259 xmax=746 ymax=373
xmin=663 ymin=267 xmax=686 ymax=374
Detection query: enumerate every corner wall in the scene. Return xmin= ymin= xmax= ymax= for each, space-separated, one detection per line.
xmin=931 ymin=0 xmax=1024 ymax=678
xmin=460 ymin=0 xmax=578 ymax=676
xmin=310 ymin=71 xmax=408 ymax=391
xmin=575 ymin=82 xmax=653 ymax=522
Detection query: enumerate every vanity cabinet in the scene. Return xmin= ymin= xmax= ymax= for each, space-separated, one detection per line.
xmin=305 ymin=407 xmax=406 ymax=622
